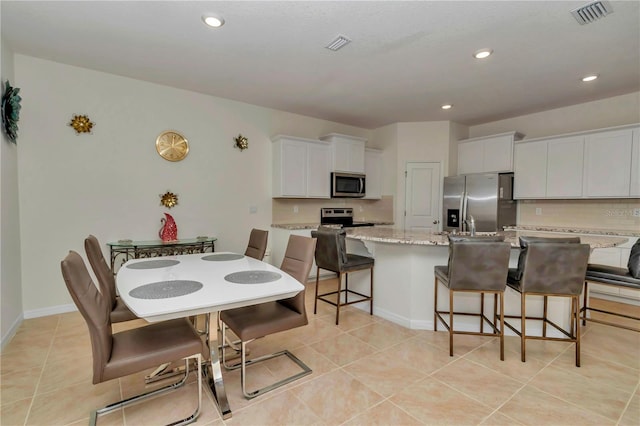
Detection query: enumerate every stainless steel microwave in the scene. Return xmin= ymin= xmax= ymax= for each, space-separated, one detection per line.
xmin=331 ymin=172 xmax=366 ymax=198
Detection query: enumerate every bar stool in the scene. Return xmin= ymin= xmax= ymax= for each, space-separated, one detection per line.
xmin=311 ymin=226 xmax=374 ymax=325
xmin=504 ymin=236 xmax=590 ymax=367
xmin=434 ymin=235 xmax=511 ymax=359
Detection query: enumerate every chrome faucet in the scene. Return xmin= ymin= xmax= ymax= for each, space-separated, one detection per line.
xmin=465 ymin=215 xmax=476 ymax=236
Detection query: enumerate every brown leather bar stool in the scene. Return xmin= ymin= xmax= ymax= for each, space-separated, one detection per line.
xmin=244 ymin=228 xmax=269 ymax=261
xmin=582 ymin=238 xmax=640 ymax=332
xmin=311 ymin=226 xmax=374 ymax=325
xmin=434 ymin=235 xmax=511 ymax=359
xmin=504 ymin=236 xmax=590 ymax=367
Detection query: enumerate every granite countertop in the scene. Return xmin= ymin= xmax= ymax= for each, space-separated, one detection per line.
xmin=344 ymin=227 xmax=628 ymax=248
xmin=504 ymin=225 xmax=640 ymax=238
xmin=271 ymin=221 xmax=394 ymax=230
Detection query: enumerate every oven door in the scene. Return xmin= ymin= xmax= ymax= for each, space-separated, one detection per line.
xmin=331 ymin=172 xmax=366 ymax=198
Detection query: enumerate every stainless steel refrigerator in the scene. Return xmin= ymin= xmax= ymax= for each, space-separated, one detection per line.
xmin=442 ymin=173 xmax=516 ymax=233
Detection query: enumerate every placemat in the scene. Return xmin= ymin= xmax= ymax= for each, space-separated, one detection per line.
xmin=202 ymin=253 xmax=245 ymax=261
xmin=129 ymin=280 xmax=203 ymax=299
xmin=126 ymin=259 xmax=180 ymax=269
xmin=224 ymin=270 xmax=282 ymax=284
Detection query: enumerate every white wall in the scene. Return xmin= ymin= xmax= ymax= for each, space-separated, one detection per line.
xmin=1 ymin=41 xmax=23 ymax=348
xmin=469 ymin=91 xmax=640 ymax=139
xmin=14 ymin=55 xmax=369 ymax=315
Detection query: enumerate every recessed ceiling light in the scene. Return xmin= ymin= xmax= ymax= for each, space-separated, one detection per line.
xmin=441 ymin=104 xmax=453 ymax=110
xmin=582 ymin=74 xmax=598 ymax=82
xmin=474 ymin=49 xmax=493 ymax=59
xmin=202 ymin=15 xmax=224 ymax=28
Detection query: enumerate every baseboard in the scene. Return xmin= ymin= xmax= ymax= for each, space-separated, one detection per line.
xmin=1 ymin=314 xmax=24 ymax=352
xmin=23 ymin=303 xmax=77 ymax=319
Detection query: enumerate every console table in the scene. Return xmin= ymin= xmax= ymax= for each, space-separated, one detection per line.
xmin=108 ymin=237 xmax=217 ymax=272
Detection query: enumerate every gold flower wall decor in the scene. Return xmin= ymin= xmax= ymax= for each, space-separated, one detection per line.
xmin=234 ymin=134 xmax=248 ymax=151
xmin=69 ymin=114 xmax=94 ymax=134
xmin=160 ymin=191 xmax=178 ymax=208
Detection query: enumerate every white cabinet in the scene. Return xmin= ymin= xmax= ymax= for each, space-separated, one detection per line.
xmin=457 ymin=132 xmax=524 ymax=175
xmin=364 ymin=148 xmax=382 ymax=199
xmin=320 ymin=133 xmax=366 ymax=173
xmin=584 ymin=128 xmax=634 ymax=197
xmin=631 ymin=128 xmax=640 ymax=197
xmin=514 ymin=123 xmax=639 ymax=199
xmin=546 ymin=136 xmax=584 ymax=197
xmin=272 ymin=135 xmax=331 ymax=198
xmin=513 ymin=140 xmax=547 ymax=199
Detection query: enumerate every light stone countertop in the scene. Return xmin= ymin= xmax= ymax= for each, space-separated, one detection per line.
xmin=504 ymin=225 xmax=639 ymax=238
xmin=344 ymin=227 xmax=628 ymax=248
xmin=271 ymin=221 xmax=394 ymax=230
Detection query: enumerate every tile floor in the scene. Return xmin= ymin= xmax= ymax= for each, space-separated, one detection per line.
xmin=1 ymin=279 xmax=639 ymax=426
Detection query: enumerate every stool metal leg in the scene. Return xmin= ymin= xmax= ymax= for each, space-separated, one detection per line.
xmin=499 ymin=292 xmax=505 ymax=361
xmin=543 ymin=296 xmax=548 ymax=337
xmin=313 ymin=267 xmax=320 ymax=314
xmin=433 ymin=276 xmax=438 ymax=331
xmin=521 ymin=292 xmax=526 ymax=363
xmin=449 ymin=289 xmax=454 ymax=357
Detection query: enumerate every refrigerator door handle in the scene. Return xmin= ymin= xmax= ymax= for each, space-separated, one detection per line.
xmin=460 ymin=191 xmax=467 ymax=232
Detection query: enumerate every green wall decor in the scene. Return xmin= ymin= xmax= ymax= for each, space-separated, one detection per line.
xmin=1 ymin=80 xmax=21 ymax=143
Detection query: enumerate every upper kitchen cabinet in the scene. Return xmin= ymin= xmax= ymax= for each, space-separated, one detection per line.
xmin=513 ymin=124 xmax=639 ymax=199
xmin=272 ymin=135 xmax=331 ymax=198
xmin=364 ymin=148 xmax=383 ymax=199
xmin=320 ymin=133 xmax=366 ymax=174
xmin=457 ymin=132 xmax=524 ymax=175
xmin=584 ymin=128 xmax=635 ymax=197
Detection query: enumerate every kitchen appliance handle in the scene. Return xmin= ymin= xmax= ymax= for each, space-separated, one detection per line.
xmin=359 ymin=177 xmax=364 ymax=195
xmin=461 ymin=191 xmax=468 ymax=232
xmin=458 ymin=191 xmax=465 ymax=232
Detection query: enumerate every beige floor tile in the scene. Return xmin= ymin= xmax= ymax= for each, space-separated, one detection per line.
xmin=318 ymin=307 xmax=378 ymax=332
xmin=0 ymin=347 xmax=48 ymax=376
xmin=502 ymin=335 xmax=572 ymax=364
xmin=347 ymin=319 xmax=416 ymax=350
xmin=67 ymin=410 xmax=124 ymax=426
xmin=463 ymin=338 xmax=547 ymax=383
xmin=46 ymin=331 xmax=92 ymax=363
xmin=26 ymin=380 xmax=121 ymax=425
xmin=432 ymin=358 xmax=524 ymax=409
xmin=56 ymin=311 xmax=86 ymax=329
xmin=345 ymin=350 xmax=427 ymax=397
xmin=550 ymin=350 xmax=639 ymax=392
xmin=342 ymin=400 xmax=422 ymax=425
xmin=498 ymin=385 xmax=615 ymax=426
xmin=381 ymin=335 xmax=459 ymax=375
xmin=529 ymin=364 xmax=634 ymax=421
xmin=580 ymin=324 xmax=640 ymax=370
xmin=37 ymin=353 xmax=94 ymax=394
xmin=0 ymin=367 xmax=42 ymax=405
xmin=389 ymin=376 xmax=494 ymax=425
xmin=479 ymin=411 xmax=525 ymax=425
xmin=295 ymin=369 xmax=384 ymax=424
xmin=414 ymin=329 xmax=494 ymax=356
xmin=1 ymin=330 xmax=54 ymax=355
xmin=0 ymin=397 xmax=32 ymax=426
xmin=281 ymin=317 xmax=341 ymax=345
xmin=17 ymin=315 xmax=60 ymax=333
xmin=262 ymin=345 xmax=339 ymax=390
xmin=219 ymin=360 xmax=287 ymax=413
xmin=124 ymin=381 xmax=220 ymax=425
xmin=619 ymin=388 xmax=640 ymax=426
xmin=226 ymin=389 xmax=323 ymax=425
xmin=309 ymin=333 xmax=377 ymax=367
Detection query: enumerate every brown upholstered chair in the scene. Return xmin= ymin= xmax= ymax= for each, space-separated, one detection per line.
xmin=60 ymin=251 xmax=203 ymax=426
xmin=220 ymin=234 xmax=316 ymax=399
xmin=244 ymin=228 xmax=269 ymax=261
xmin=84 ymin=235 xmax=138 ymax=323
xmin=311 ymin=226 xmax=374 ymax=325
xmin=434 ymin=235 xmax=511 ymax=359
xmin=504 ymin=236 xmax=590 ymax=366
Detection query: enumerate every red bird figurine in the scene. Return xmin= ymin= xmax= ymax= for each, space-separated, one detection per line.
xmin=159 ymin=213 xmax=178 ymax=242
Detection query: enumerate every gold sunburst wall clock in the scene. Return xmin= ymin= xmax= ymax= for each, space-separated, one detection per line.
xmin=69 ymin=114 xmax=94 ymax=134
xmin=160 ymin=191 xmax=178 ymax=208
xmin=156 ymin=130 xmax=189 ymax=161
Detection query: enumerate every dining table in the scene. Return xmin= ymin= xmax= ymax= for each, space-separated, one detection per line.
xmin=116 ymin=251 xmax=305 ymax=419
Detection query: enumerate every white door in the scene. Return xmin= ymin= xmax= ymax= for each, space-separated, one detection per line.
xmin=404 ymin=162 xmax=441 ymax=231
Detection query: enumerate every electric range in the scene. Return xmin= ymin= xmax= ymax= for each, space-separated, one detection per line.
xmin=320 ymin=208 xmax=375 ymax=228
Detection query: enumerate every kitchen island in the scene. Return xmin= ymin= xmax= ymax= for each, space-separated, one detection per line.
xmin=341 ymin=227 xmax=627 ymax=333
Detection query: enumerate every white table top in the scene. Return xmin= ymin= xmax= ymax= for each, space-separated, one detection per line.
xmin=117 ymin=252 xmax=304 ymax=322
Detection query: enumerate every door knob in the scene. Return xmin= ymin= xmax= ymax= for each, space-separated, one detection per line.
xmin=433 ymin=220 xmax=440 ymax=224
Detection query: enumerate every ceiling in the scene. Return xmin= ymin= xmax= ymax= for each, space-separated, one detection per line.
xmin=2 ymin=1 xmax=639 ymax=129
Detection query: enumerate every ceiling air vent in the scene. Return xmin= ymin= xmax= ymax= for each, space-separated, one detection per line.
xmin=325 ymin=35 xmax=351 ymax=51
xmin=571 ymin=1 xmax=613 ymax=25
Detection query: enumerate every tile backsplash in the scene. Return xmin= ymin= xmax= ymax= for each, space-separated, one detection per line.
xmin=518 ymin=199 xmax=640 ymax=232
xmin=272 ymin=196 xmax=394 ymax=224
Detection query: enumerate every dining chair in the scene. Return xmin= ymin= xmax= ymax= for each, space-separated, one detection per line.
xmin=434 ymin=235 xmax=511 ymax=359
xmin=504 ymin=236 xmax=590 ymax=366
xmin=244 ymin=228 xmax=269 ymax=261
xmin=311 ymin=226 xmax=374 ymax=325
xmin=84 ymin=234 xmax=138 ymax=323
xmin=60 ymin=250 xmax=203 ymax=426
xmin=220 ymin=234 xmax=316 ymax=399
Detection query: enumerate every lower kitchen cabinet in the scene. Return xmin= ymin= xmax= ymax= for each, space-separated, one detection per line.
xmin=589 ymin=237 xmax=639 ymax=302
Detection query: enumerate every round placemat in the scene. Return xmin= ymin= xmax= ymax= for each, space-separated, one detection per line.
xmin=202 ymin=253 xmax=245 ymax=261
xmin=126 ymin=259 xmax=180 ymax=269
xmin=224 ymin=270 xmax=282 ymax=284
xmin=129 ymin=280 xmax=203 ymax=299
